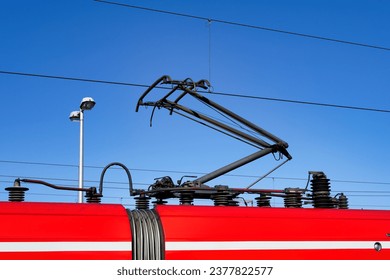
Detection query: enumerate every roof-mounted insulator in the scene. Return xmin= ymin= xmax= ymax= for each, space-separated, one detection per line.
xmin=212 ymin=185 xmax=231 ymax=206
xmin=153 ymin=198 xmax=168 ymax=205
xmin=337 ymin=193 xmax=349 ymax=209
xmin=255 ymin=193 xmax=271 ymax=207
xmin=310 ymin=172 xmax=335 ymax=208
xmin=135 ymin=193 xmax=151 ymax=210
xmin=84 ymin=187 xmax=102 ymax=203
xmin=179 ymin=190 xmax=195 ymax=205
xmin=284 ymin=188 xmax=303 ymax=208
xmin=5 ymin=179 xmax=29 ymax=202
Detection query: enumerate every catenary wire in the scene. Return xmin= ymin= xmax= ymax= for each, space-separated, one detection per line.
xmin=94 ymin=0 xmax=390 ymax=52
xmin=1 ymin=70 xmax=390 ymax=114
xmin=1 ymin=160 xmax=390 ymax=186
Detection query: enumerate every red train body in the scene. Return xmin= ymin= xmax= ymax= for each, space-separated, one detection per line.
xmin=1 ymin=201 xmax=390 ymax=260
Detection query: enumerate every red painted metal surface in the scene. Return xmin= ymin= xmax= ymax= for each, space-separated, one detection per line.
xmin=156 ymin=205 xmax=390 ymax=260
xmin=1 ymin=202 xmax=390 ymax=260
xmin=0 ymin=202 xmax=132 ymax=260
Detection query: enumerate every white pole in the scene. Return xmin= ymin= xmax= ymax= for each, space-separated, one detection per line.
xmin=78 ymin=109 xmax=84 ymax=203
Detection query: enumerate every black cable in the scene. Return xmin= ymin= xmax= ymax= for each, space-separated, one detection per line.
xmin=0 ymin=70 xmax=149 ymax=88
xmin=0 ymin=174 xmax=148 ymax=187
xmin=0 ymin=159 xmax=201 ymax=175
xmin=1 ymin=70 xmax=390 ymax=114
xmin=94 ymin=0 xmax=390 ymax=52
xmin=207 ymin=90 xmax=390 ymax=113
xmin=1 ymin=160 xmax=390 ymax=186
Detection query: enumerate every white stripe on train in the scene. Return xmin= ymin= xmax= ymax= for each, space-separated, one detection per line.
xmin=0 ymin=241 xmax=389 ymax=252
xmin=165 ymin=241 xmax=390 ymax=251
xmin=0 ymin=242 xmax=131 ymax=252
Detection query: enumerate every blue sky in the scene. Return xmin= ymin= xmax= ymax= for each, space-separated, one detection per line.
xmin=0 ymin=0 xmax=389 ymax=209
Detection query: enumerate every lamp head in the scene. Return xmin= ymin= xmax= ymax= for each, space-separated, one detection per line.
xmin=69 ymin=111 xmax=81 ymax=121
xmin=80 ymin=97 xmax=95 ymax=111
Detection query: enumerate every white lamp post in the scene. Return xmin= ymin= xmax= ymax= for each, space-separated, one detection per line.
xmin=69 ymin=97 xmax=95 ymax=203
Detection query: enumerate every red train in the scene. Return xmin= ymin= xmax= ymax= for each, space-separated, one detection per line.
xmin=1 ymin=201 xmax=390 ymax=260
xmin=1 ymin=76 xmax=389 ymax=260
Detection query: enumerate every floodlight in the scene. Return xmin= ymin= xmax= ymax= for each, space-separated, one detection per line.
xmin=80 ymin=97 xmax=96 ymax=111
xmin=69 ymin=111 xmax=81 ymax=121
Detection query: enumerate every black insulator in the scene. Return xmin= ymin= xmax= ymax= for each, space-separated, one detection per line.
xmin=179 ymin=191 xmax=194 ymax=205
xmin=284 ymin=188 xmax=303 ymax=208
xmin=84 ymin=187 xmax=102 ymax=203
xmin=212 ymin=193 xmax=238 ymax=206
xmin=153 ymin=198 xmax=168 ymax=205
xmin=311 ymin=173 xmax=335 ymax=208
xmin=5 ymin=186 xmax=29 ymax=202
xmin=255 ymin=193 xmax=271 ymax=207
xmin=284 ymin=194 xmax=302 ymax=208
xmin=212 ymin=185 xmax=230 ymax=206
xmin=86 ymin=195 xmax=102 ymax=203
xmin=135 ymin=194 xmax=151 ymax=209
xmin=212 ymin=194 xmax=230 ymax=206
xmin=338 ymin=193 xmax=349 ymax=209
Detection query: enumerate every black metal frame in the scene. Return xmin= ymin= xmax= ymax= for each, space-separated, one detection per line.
xmin=136 ymin=75 xmax=292 ymax=186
